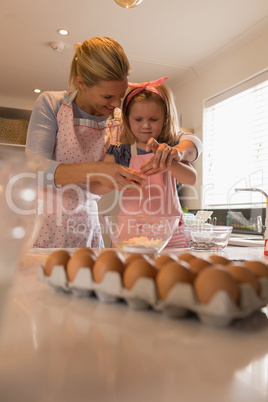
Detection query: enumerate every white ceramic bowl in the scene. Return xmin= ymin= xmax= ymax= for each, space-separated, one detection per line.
xmin=102 ymin=215 xmax=180 ymax=254
xmin=183 ymin=224 xmax=233 ymax=251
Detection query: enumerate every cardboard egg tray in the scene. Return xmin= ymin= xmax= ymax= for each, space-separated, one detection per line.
xmin=38 ymin=264 xmax=268 ymax=327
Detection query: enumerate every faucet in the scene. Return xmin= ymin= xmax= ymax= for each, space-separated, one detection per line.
xmin=234 ymin=188 xmax=267 ymax=199
xmin=234 ymin=188 xmax=268 ymax=237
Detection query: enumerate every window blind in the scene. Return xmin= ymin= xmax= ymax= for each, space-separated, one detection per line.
xmin=203 ymin=70 xmax=268 ymax=209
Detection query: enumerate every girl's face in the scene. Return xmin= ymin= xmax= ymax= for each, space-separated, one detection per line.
xmin=76 ymin=78 xmax=128 ymax=116
xmin=128 ymin=100 xmax=165 ymax=149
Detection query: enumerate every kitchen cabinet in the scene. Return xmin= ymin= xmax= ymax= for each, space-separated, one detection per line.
xmin=0 ymin=107 xmax=30 ymax=145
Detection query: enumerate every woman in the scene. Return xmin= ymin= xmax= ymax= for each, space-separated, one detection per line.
xmin=26 ymin=37 xmax=202 ymax=248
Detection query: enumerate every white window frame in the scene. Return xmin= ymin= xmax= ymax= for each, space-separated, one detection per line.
xmin=202 ymin=69 xmax=268 ymax=210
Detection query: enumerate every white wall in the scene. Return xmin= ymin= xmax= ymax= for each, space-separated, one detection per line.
xmin=0 ymin=96 xmax=34 ymax=111
xmin=173 ymin=29 xmax=268 ymax=210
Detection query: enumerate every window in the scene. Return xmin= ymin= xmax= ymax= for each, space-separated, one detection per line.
xmin=203 ymin=70 xmax=268 ymax=210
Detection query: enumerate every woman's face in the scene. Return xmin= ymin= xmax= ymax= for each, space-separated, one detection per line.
xmin=77 ymin=79 xmax=128 ymax=116
xmin=128 ymin=100 xmax=165 ymax=149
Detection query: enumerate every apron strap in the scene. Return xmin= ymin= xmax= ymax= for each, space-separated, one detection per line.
xmin=130 ymin=142 xmax=137 ymax=156
xmin=63 ymin=90 xmax=78 ymax=107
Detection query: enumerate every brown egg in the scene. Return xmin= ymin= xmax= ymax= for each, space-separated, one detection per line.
xmin=225 ymin=263 xmax=259 ymax=293
xmin=45 ymin=250 xmax=71 ymax=276
xmin=126 ymin=253 xmax=145 ymax=266
xmin=188 ymin=257 xmax=213 ymax=275
xmin=66 ymin=252 xmax=97 ymax=282
xmin=209 ymin=255 xmax=230 ymax=265
xmin=154 ymin=254 xmax=178 ymax=269
xmin=92 ymin=249 xmax=126 ymax=283
xmin=72 ymin=247 xmax=96 ymax=258
xmin=156 ymin=260 xmax=194 ymax=300
xmin=194 ymin=266 xmax=239 ymax=304
xmin=123 ymin=256 xmax=157 ymax=290
xmin=177 ymin=252 xmax=197 ymax=263
xmin=243 ymin=260 xmax=268 ymax=279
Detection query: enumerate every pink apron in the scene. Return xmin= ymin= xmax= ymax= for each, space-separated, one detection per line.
xmin=34 ymin=91 xmax=121 ymax=248
xmin=120 ymin=143 xmax=188 ymax=248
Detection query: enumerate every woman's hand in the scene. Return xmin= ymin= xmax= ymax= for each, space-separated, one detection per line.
xmin=140 ymin=138 xmax=182 ymax=175
xmin=54 ymin=161 xmax=145 ymax=193
xmin=95 ymin=162 xmax=145 ymax=190
xmin=88 ymin=162 xmax=146 ymax=195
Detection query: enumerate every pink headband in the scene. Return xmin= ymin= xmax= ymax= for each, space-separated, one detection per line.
xmin=125 ymin=76 xmax=168 ymax=107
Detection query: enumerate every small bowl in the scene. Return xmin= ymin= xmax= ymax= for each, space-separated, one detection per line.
xmin=102 ymin=215 xmax=180 ymax=254
xmin=183 ymin=225 xmax=233 ymax=251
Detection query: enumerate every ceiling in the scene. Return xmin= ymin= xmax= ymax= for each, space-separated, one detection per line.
xmin=1 ymin=0 xmax=268 ymax=109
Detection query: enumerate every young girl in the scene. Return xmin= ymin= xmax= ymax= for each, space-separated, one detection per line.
xmin=102 ymin=77 xmax=199 ymax=247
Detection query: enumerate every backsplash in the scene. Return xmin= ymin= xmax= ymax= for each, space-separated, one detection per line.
xmin=188 ymin=208 xmax=266 ymax=235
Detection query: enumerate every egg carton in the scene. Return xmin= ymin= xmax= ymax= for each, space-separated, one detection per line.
xmin=154 ymin=279 xmax=268 ymax=326
xmin=38 ymin=265 xmax=158 ymax=306
xmin=37 ymin=265 xmax=268 ymax=327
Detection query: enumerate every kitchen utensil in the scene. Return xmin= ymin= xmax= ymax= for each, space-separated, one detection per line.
xmin=102 ymin=215 xmax=180 ymax=254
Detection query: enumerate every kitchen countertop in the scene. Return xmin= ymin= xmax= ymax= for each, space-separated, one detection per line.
xmin=0 ymin=247 xmax=268 ymax=402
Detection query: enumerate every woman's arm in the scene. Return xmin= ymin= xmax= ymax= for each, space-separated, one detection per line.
xmin=26 ymin=92 xmax=144 ymax=191
xmin=168 ymin=161 xmax=197 ymax=185
xmin=55 ymin=159 xmax=144 ymax=191
xmin=175 ymin=131 xmax=203 ymax=163
xmin=173 ymin=140 xmax=198 ymax=163
xmin=140 ymin=139 xmax=197 ymax=184
xmin=26 ymin=92 xmax=64 ymax=186
xmin=69 ymin=154 xmax=144 ymax=195
xmin=142 ymin=133 xmax=203 ymax=173
xmin=82 ymin=154 xmax=117 ymax=195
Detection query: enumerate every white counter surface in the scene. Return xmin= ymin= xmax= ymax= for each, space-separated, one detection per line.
xmin=0 ymin=247 xmax=268 ymax=402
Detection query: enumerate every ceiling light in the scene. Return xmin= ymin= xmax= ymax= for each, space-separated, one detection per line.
xmin=114 ymin=0 xmax=143 ymax=8
xmin=34 ymin=89 xmax=41 ymax=93
xmin=57 ymin=29 xmax=70 ymax=36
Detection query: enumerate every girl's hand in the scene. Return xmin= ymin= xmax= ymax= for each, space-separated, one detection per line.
xmin=140 ymin=138 xmax=182 ymax=175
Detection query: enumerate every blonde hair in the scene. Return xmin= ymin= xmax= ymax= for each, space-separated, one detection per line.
xmin=69 ymin=37 xmax=130 ymax=89
xmin=121 ymin=84 xmax=180 ymax=145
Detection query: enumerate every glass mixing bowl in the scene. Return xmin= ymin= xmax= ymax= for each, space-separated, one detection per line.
xmin=102 ymin=215 xmax=180 ymax=254
xmin=183 ymin=224 xmax=233 ymax=251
